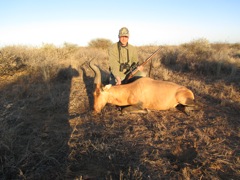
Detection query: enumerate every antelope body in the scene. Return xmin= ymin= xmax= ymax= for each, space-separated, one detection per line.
xmin=90 ymin=61 xmax=196 ymax=114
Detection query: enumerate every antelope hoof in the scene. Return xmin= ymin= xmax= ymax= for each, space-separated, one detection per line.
xmin=184 ymin=106 xmax=196 ymax=116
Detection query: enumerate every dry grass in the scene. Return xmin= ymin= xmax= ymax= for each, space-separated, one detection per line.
xmin=0 ymin=40 xmax=239 ymax=179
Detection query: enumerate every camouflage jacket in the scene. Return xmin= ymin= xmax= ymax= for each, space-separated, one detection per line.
xmin=108 ymin=42 xmax=138 ymax=79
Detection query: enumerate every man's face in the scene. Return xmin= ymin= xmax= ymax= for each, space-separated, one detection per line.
xmin=119 ymin=36 xmax=129 ymax=46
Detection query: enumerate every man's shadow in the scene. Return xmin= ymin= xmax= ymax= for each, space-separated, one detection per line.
xmin=34 ymin=65 xmax=80 ymax=179
xmin=81 ymin=66 xmax=94 ymax=111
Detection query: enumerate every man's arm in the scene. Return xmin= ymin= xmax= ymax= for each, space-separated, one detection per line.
xmin=109 ymin=45 xmax=119 ymax=74
xmin=108 ymin=44 xmax=122 ymax=85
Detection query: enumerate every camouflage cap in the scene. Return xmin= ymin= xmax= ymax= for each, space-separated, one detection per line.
xmin=118 ymin=27 xmax=129 ymax=37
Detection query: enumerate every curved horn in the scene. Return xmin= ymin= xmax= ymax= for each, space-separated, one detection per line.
xmin=89 ymin=59 xmax=102 ymax=86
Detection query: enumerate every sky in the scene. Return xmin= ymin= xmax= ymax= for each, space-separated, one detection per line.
xmin=0 ymin=0 xmax=240 ymax=47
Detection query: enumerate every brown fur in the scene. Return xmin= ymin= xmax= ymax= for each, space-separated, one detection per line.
xmin=89 ymin=60 xmax=196 ymax=114
xmin=93 ymin=77 xmax=195 ymax=114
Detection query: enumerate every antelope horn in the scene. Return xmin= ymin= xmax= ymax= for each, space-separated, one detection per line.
xmin=89 ymin=59 xmax=102 ymax=87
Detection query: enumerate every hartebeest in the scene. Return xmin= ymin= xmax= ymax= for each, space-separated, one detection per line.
xmin=89 ymin=60 xmax=197 ymax=115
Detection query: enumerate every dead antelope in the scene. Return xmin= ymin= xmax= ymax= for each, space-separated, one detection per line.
xmin=89 ymin=60 xmax=197 ymax=115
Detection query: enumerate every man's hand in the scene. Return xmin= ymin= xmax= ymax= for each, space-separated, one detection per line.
xmin=137 ymin=65 xmax=144 ymax=71
xmin=116 ymin=76 xmax=121 ymax=85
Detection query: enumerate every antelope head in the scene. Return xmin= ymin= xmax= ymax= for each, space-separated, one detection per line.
xmin=89 ymin=60 xmax=110 ymax=113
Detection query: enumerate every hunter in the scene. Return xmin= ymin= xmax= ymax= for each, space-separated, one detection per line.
xmin=108 ymin=27 xmax=145 ymax=85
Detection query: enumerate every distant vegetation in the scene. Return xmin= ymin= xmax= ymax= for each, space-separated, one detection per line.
xmin=160 ymin=39 xmax=240 ymax=77
xmin=88 ymin=38 xmax=113 ymax=49
xmin=1 ymin=38 xmax=239 ymax=78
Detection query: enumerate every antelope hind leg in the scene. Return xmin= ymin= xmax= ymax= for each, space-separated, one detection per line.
xmin=121 ymin=102 xmax=148 ymax=114
xmin=184 ymin=106 xmax=195 ymax=116
xmin=176 ymin=97 xmax=198 ymax=115
xmin=183 ymin=100 xmax=201 ymax=116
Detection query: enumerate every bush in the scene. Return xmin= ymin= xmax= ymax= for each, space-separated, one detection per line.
xmin=0 ymin=46 xmax=29 ymax=75
xmin=88 ymin=38 xmax=113 ymax=49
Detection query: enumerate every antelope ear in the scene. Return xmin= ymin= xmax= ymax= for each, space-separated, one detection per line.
xmin=102 ymin=84 xmax=112 ymax=91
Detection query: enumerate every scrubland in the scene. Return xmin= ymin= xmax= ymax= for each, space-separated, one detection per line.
xmin=0 ymin=39 xmax=239 ymax=179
